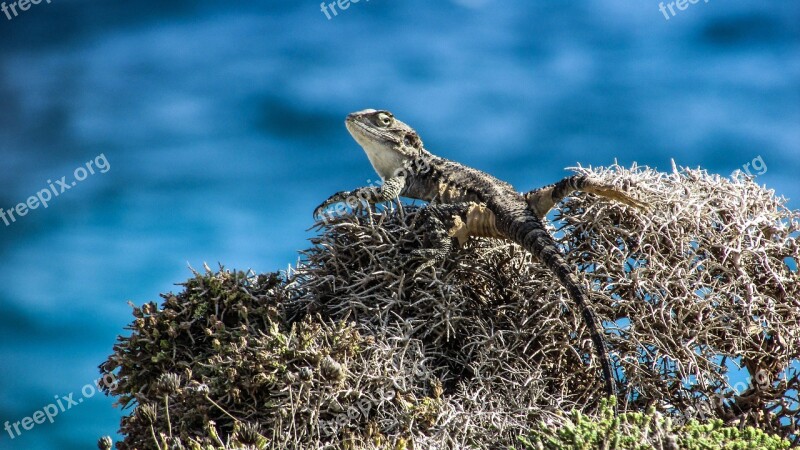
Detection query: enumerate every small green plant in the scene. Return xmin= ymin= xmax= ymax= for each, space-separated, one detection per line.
xmin=514 ymin=397 xmax=791 ymax=450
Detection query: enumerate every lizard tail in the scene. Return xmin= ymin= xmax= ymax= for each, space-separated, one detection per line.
xmin=515 ymin=220 xmax=617 ymax=398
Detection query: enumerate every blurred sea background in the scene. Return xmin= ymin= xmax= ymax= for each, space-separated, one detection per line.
xmin=0 ymin=0 xmax=797 ymax=448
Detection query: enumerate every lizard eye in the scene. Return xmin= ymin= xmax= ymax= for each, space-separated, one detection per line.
xmin=376 ymin=113 xmax=393 ymax=127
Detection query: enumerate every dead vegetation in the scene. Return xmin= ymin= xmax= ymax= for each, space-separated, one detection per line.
xmin=99 ymin=164 xmax=800 ymax=449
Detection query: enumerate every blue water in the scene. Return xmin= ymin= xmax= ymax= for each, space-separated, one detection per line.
xmin=0 ymin=1 xmax=797 ymax=448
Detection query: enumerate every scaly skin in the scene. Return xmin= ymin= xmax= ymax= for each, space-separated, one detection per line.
xmin=315 ymin=109 xmax=647 ymax=398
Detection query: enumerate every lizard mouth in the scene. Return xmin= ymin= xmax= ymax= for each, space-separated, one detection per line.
xmin=345 ymin=114 xmax=396 ymax=147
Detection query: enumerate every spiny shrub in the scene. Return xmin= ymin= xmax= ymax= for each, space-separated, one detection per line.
xmin=99 ymin=164 xmax=799 ymax=449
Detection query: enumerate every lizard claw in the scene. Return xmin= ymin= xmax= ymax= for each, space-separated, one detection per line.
xmin=402 ymin=249 xmax=446 ymax=276
xmin=586 ymin=185 xmax=649 ymax=211
xmin=610 ymin=191 xmax=649 ymax=211
xmin=313 ymin=190 xmax=354 ymax=221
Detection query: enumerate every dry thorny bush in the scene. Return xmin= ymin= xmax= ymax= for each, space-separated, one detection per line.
xmin=100 ymin=164 xmax=800 ymax=449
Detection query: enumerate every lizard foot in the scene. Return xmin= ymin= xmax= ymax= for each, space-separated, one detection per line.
xmin=313 ymin=190 xmax=361 ymax=220
xmin=584 ymin=184 xmax=649 ymax=211
xmin=404 ymin=248 xmax=449 ymax=276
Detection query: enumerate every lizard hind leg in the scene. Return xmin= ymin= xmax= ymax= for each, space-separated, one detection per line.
xmin=524 ymin=175 xmax=648 ymax=219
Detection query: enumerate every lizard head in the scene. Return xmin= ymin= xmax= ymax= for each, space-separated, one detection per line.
xmin=345 ymin=109 xmax=425 ymax=180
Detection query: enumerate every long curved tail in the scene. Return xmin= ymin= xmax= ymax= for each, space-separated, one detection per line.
xmin=510 ymin=215 xmax=617 ymax=398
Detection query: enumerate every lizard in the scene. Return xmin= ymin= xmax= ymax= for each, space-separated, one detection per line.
xmin=314 ymin=108 xmax=647 ymax=398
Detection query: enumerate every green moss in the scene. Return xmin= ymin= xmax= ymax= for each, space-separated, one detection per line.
xmin=515 ymin=398 xmax=791 ymax=450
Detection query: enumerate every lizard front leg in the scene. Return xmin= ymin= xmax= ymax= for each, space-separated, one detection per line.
xmin=314 ymin=176 xmax=406 ymax=219
xmin=408 ymin=202 xmax=503 ymax=274
xmin=524 ymin=174 xmax=647 ymax=219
